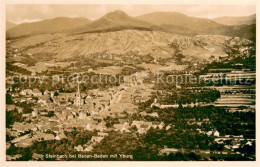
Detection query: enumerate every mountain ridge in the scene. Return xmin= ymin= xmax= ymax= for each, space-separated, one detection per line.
xmin=69 ymin=10 xmax=168 ymax=35
xmin=6 ymin=10 xmax=256 ymax=41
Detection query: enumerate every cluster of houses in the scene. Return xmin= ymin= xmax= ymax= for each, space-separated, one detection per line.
xmin=6 ymin=74 xmax=157 ymax=159
xmin=7 ymin=119 xmax=67 ymax=149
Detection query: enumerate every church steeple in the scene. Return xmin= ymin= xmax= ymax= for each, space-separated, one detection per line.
xmin=76 ymin=82 xmax=81 ymax=107
xmin=77 ymin=81 xmax=80 ymax=94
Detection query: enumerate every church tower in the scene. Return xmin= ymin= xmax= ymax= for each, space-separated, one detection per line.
xmin=75 ymin=82 xmax=81 ymax=107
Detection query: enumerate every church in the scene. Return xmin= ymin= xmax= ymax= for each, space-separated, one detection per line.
xmin=51 ymin=82 xmax=87 ymax=107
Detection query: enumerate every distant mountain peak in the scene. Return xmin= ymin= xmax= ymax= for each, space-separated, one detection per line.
xmin=103 ymin=10 xmax=129 ymax=20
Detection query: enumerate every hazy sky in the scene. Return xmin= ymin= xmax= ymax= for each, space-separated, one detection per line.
xmin=6 ymin=4 xmax=256 ymax=24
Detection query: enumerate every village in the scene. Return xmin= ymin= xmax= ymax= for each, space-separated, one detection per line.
xmin=6 ymin=64 xmax=256 ymax=160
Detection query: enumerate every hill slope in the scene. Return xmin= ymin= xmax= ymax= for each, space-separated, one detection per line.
xmin=136 ymin=12 xmax=225 ymax=35
xmin=6 ymin=21 xmax=16 ymax=30
xmin=7 ymin=17 xmax=91 ymax=37
xmin=213 ymin=14 xmax=256 ymax=26
xmin=8 ymin=30 xmax=254 ymax=62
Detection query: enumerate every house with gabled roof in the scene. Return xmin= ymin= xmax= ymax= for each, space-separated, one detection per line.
xmin=55 ymin=132 xmax=67 ymax=140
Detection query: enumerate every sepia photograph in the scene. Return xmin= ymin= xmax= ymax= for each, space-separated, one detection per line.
xmin=1 ymin=0 xmax=258 ymax=165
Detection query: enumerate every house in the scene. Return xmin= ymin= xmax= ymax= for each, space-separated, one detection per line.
xmin=86 ymin=95 xmax=92 ymax=99
xmin=131 ymin=121 xmax=152 ymax=134
xmin=149 ymin=112 xmax=159 ymax=117
xmin=11 ymin=92 xmax=19 ymax=98
xmin=79 ymin=112 xmax=87 ymax=119
xmin=12 ymin=122 xmax=23 ymax=132
xmin=6 ymin=154 xmax=22 ymax=161
xmin=55 ymin=132 xmax=67 ymax=140
xmin=37 ymin=98 xmax=48 ymax=106
xmin=22 ymin=113 xmax=31 ymax=118
xmin=114 ymin=122 xmax=130 ymax=133
xmin=206 ymin=131 xmax=213 ymax=136
xmin=91 ymin=136 xmax=104 ymax=143
xmin=158 ymin=122 xmax=165 ymax=130
xmin=11 ymin=134 xmax=30 ymax=143
xmin=43 ymin=90 xmax=49 ymax=95
xmin=95 ymin=124 xmax=106 ymax=132
xmin=32 ymin=153 xmax=44 ymax=161
xmin=213 ymin=130 xmax=220 ymax=137
xmin=32 ymin=89 xmax=42 ymax=97
xmin=15 ymin=139 xmax=33 ymax=148
xmin=37 ymin=133 xmax=54 ymax=141
xmin=74 ymin=145 xmax=84 ymax=152
xmin=159 ymin=148 xmax=179 ymax=155
xmin=166 ymin=125 xmax=171 ymax=130
xmin=40 ymin=125 xmax=51 ymax=132
xmin=202 ymin=150 xmax=211 ymax=154
xmin=66 ymin=113 xmax=74 ymax=120
xmin=140 ymin=111 xmax=158 ymax=117
xmin=84 ymin=145 xmax=93 ymax=152
xmin=85 ymin=124 xmax=92 ymax=131
xmin=176 ymin=85 xmax=182 ymax=89
xmin=18 ymin=107 xmax=23 ymax=113
xmin=19 ymin=90 xmax=26 ymax=96
xmin=232 ymin=144 xmax=240 ymax=149
xmin=11 ymin=97 xmax=20 ymax=103
xmin=6 ymin=104 xmax=16 ymax=111
xmin=12 ymin=122 xmax=35 ymax=133
xmin=97 ymin=132 xmax=109 ymax=137
xmin=246 ymin=141 xmax=253 ymax=146
xmin=6 ymin=86 xmax=13 ymax=93
xmin=22 ymin=89 xmax=33 ymax=95
xmin=51 ymin=126 xmax=60 ymax=133
xmin=32 ymin=110 xmax=38 ymax=117
xmin=208 ymin=129 xmax=220 ymax=137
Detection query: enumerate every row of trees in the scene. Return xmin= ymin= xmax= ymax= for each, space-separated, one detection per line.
xmin=159 ymin=89 xmax=220 ymax=105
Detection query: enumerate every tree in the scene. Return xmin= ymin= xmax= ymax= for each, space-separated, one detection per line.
xmin=54 ymin=91 xmax=59 ymax=97
xmin=6 ymin=93 xmax=14 ymax=104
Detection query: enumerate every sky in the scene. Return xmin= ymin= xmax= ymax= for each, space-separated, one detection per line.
xmin=6 ymin=4 xmax=256 ymax=24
